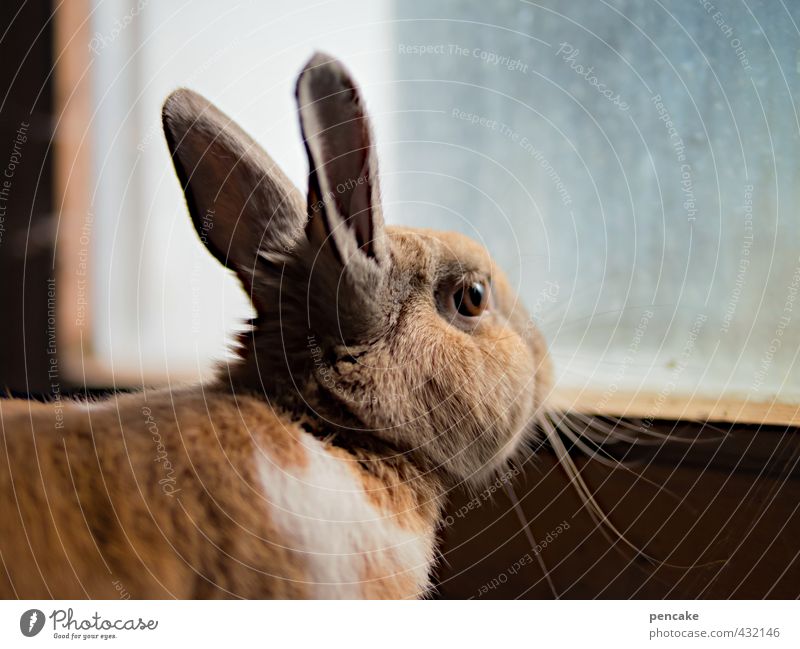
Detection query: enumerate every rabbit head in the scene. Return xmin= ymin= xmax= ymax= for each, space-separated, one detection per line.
xmin=162 ymin=53 xmax=551 ymax=486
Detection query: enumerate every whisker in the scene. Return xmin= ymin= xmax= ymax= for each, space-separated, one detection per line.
xmin=558 ymin=410 xmax=664 ymax=446
xmin=538 ymin=408 xmax=727 ymax=570
xmin=540 ymin=412 xmax=718 ymax=570
xmin=504 ymin=482 xmax=560 ymax=599
xmin=569 ymin=410 xmax=722 ymax=445
xmin=551 ymin=414 xmax=691 ymax=509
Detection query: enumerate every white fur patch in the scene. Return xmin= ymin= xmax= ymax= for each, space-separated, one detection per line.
xmin=257 ymin=434 xmax=433 ymax=599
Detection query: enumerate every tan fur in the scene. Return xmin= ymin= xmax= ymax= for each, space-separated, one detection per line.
xmin=0 ymin=53 xmax=551 ymax=599
xmin=0 ymin=389 xmax=440 ymax=598
xmin=313 ymin=227 xmax=551 ymax=484
xmin=359 ymin=558 xmax=420 ymax=600
xmin=1 ymin=391 xmax=304 ymax=598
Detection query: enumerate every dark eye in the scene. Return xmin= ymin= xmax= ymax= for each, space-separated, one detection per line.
xmin=453 ymin=281 xmax=490 ymax=317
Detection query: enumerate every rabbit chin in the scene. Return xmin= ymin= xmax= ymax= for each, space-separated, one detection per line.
xmin=449 ymin=423 xmax=533 ymax=488
xmin=453 ymin=404 xmax=538 ymax=487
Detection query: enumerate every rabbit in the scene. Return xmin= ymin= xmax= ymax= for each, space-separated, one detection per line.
xmin=0 ymin=52 xmax=551 ymax=599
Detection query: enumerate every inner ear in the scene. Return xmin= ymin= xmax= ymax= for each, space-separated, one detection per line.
xmin=296 ymin=52 xmax=388 ymax=269
xmin=309 ymin=119 xmax=375 ymax=257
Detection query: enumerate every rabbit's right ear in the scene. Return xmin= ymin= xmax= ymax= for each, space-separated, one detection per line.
xmin=296 ymin=53 xmax=389 ymax=274
xmin=294 ymin=54 xmax=392 ymax=344
xmin=162 ymin=89 xmax=305 ymax=306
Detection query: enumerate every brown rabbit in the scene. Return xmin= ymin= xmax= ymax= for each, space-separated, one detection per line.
xmin=0 ymin=53 xmax=551 ymax=599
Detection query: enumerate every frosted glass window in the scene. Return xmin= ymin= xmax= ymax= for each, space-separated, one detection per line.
xmin=389 ymin=0 xmax=799 ymax=418
xmin=85 ymin=0 xmax=799 ymax=420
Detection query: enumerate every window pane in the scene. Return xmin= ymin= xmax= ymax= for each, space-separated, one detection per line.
xmin=390 ymin=0 xmax=800 ymax=413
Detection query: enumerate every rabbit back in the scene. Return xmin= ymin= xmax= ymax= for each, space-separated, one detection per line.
xmin=0 ymin=389 xmax=438 ymax=598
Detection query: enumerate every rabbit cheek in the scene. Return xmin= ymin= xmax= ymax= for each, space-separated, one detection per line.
xmin=396 ymin=326 xmax=528 ymax=483
xmin=467 ymin=326 xmax=538 ymax=472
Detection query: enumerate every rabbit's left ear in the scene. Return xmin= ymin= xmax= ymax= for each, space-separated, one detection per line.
xmin=162 ymin=88 xmax=306 ymax=307
xmin=296 ymin=53 xmax=389 ymax=273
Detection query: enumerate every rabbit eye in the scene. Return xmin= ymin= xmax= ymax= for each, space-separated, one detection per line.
xmin=453 ymin=281 xmax=489 ymax=317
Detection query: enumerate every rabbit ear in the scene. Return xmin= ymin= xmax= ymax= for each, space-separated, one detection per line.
xmin=296 ymin=53 xmax=389 ymax=271
xmin=162 ymin=89 xmax=305 ymax=306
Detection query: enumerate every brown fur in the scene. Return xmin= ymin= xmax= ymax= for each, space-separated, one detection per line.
xmin=0 ymin=53 xmax=551 ymax=599
xmin=0 ymin=389 xmax=443 ymax=598
xmin=0 ymin=391 xmax=307 ymax=598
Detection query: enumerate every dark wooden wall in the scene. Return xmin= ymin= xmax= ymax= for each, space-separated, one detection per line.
xmin=434 ymin=418 xmax=800 ymax=598
xmin=0 ymin=0 xmax=55 ymax=395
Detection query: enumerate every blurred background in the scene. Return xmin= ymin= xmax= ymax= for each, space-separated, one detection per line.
xmin=3 ymin=0 xmax=799 ymax=418
xmin=1 ymin=0 xmax=799 ymax=597
xmin=5 ymin=0 xmax=800 ymax=424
